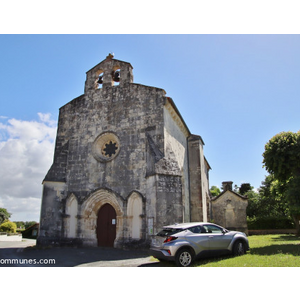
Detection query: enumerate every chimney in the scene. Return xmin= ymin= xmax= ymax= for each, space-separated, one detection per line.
xmin=222 ymin=181 xmax=233 ymax=191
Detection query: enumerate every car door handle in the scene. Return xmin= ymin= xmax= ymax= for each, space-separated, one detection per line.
xmin=209 ymin=236 xmax=214 ymax=238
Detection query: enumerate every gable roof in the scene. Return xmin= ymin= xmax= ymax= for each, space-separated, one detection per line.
xmin=211 ymin=189 xmax=248 ymax=202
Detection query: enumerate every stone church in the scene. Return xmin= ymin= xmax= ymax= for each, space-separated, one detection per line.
xmin=37 ymin=54 xmax=211 ymax=248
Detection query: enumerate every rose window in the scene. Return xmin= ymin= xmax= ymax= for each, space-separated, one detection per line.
xmin=92 ymin=132 xmax=120 ymax=162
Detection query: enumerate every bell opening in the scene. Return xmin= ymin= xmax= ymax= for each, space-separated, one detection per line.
xmin=112 ymin=69 xmax=120 ymax=85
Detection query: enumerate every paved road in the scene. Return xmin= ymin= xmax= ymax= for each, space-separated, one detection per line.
xmin=0 ymin=239 xmax=173 ymax=267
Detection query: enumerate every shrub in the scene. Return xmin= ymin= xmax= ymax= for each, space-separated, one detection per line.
xmin=0 ymin=221 xmax=17 ymax=233
xmin=247 ymin=216 xmax=295 ymax=230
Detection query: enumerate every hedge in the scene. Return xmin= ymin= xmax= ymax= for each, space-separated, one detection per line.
xmin=247 ymin=216 xmax=294 ymax=230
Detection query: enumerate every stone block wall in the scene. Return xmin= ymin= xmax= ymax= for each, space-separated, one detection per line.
xmin=211 ymin=189 xmax=248 ymax=234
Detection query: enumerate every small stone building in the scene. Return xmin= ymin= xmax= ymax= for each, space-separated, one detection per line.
xmin=22 ymin=223 xmax=39 ymax=239
xmin=210 ymin=181 xmax=248 ymax=234
xmin=37 ymin=54 xmax=211 ymax=248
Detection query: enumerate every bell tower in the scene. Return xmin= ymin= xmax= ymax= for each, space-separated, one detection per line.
xmin=84 ymin=53 xmax=134 ymax=93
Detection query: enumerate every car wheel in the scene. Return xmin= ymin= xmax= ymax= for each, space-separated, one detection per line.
xmin=233 ymin=240 xmax=245 ymax=256
xmin=175 ymin=248 xmax=193 ymax=267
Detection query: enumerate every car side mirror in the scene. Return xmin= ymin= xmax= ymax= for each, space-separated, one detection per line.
xmin=222 ymin=229 xmax=227 ymax=234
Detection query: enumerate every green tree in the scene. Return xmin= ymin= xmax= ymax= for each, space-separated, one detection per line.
xmin=0 ymin=208 xmax=11 ymax=225
xmin=239 ymin=183 xmax=252 ymax=195
xmin=15 ymin=221 xmax=25 ymax=229
xmin=0 ymin=221 xmax=17 ymax=233
xmin=284 ymin=176 xmax=300 ymax=234
xmin=210 ymin=186 xmax=221 ymax=197
xmin=245 ymin=189 xmax=260 ymax=219
xmin=233 ymin=184 xmax=239 ymax=193
xmin=258 ymin=174 xmax=289 ymax=217
xmin=246 ymin=176 xmax=293 ymax=230
xmin=263 ymin=131 xmax=300 ymax=235
xmin=263 ymin=131 xmax=300 ymax=181
xmin=24 ymin=221 xmax=37 ymax=229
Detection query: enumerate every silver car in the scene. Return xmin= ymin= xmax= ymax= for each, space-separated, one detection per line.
xmin=150 ymin=222 xmax=249 ymax=267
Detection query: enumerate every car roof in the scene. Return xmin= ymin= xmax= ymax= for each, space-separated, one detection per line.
xmin=163 ymin=222 xmax=217 ymax=229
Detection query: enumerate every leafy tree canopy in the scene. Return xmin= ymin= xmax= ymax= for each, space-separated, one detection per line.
xmin=14 ymin=221 xmax=37 ymax=229
xmin=239 ymin=183 xmax=252 ymax=195
xmin=0 ymin=208 xmax=11 ymax=225
xmin=263 ymin=131 xmax=300 ymax=181
xmin=210 ymin=186 xmax=221 ymax=197
xmin=0 ymin=221 xmax=17 ymax=233
xmin=263 ymin=131 xmax=300 ymax=235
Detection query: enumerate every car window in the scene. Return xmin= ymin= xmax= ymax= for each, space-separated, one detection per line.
xmin=157 ymin=228 xmax=184 ymax=237
xmin=187 ymin=226 xmax=202 ymax=234
xmin=203 ymin=225 xmax=223 ymax=234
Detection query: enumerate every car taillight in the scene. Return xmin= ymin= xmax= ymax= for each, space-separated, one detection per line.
xmin=163 ymin=236 xmax=178 ymax=243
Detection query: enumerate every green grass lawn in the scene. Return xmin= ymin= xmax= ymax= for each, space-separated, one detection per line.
xmin=194 ymin=234 xmax=300 ymax=267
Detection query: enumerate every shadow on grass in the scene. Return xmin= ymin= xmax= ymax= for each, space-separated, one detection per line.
xmin=249 ymin=235 xmax=300 ymax=256
xmin=250 ymin=244 xmax=300 ymax=256
xmin=270 ymin=235 xmax=300 ymax=242
xmin=191 ymin=235 xmax=300 ymax=266
xmin=194 ymin=244 xmax=300 ymax=266
xmin=192 ymin=254 xmax=234 ymax=267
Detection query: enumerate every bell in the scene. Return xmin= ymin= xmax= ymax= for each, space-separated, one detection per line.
xmin=97 ymin=75 xmax=103 ymax=84
xmin=113 ymin=71 xmax=120 ymax=82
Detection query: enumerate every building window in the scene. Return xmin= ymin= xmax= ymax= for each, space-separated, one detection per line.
xmin=92 ymin=132 xmax=120 ymax=162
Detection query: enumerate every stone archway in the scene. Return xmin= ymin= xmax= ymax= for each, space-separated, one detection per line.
xmin=80 ymin=189 xmax=124 ymax=247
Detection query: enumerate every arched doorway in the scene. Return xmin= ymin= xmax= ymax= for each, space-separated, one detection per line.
xmin=80 ymin=189 xmax=124 ymax=247
xmin=97 ymin=203 xmax=117 ymax=247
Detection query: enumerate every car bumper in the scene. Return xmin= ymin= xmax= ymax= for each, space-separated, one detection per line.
xmin=149 ymin=248 xmax=175 ymax=261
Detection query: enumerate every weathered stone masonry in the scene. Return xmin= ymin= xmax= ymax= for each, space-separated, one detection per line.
xmin=38 ymin=54 xmax=211 ymax=248
xmin=211 ymin=181 xmax=248 ymax=234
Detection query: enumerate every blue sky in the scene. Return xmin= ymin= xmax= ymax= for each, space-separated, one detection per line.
xmin=1 ymin=34 xmax=300 ymax=221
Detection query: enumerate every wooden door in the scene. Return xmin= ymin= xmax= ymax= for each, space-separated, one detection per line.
xmin=97 ymin=204 xmax=116 ymax=247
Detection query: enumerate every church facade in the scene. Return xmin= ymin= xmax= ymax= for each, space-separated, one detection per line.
xmin=37 ymin=54 xmax=211 ymax=248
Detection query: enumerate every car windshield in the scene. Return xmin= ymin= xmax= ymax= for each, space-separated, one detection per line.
xmin=157 ymin=227 xmax=184 ymax=237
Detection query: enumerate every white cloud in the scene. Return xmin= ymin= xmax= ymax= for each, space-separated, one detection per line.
xmin=0 ymin=113 xmax=57 ymax=221
xmin=37 ymin=112 xmax=57 ymax=127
